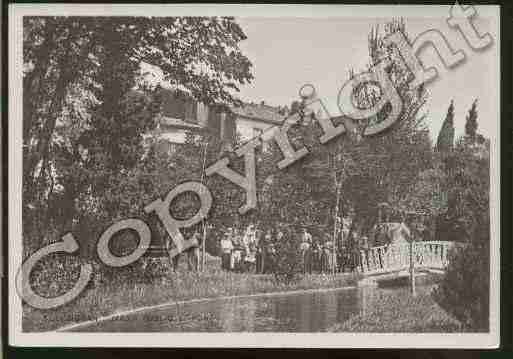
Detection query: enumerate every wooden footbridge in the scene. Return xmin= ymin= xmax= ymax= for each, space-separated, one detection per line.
xmin=357 ymin=241 xmax=454 ymax=276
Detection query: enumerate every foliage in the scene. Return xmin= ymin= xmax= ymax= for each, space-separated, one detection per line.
xmin=23 ymin=17 xmax=253 ymax=255
xmin=436 ymin=101 xmax=455 ymax=153
xmin=330 ymin=285 xmax=464 ymax=333
xmin=272 ymin=228 xmax=303 ymax=283
xmin=464 ymin=99 xmax=478 ymax=141
xmin=256 ymin=118 xmax=339 ymax=228
xmin=255 ymin=20 xmax=433 ymax=236
xmin=154 ymin=128 xmax=246 ymax=255
xmin=436 ymin=138 xmax=490 ymax=242
xmin=399 ymin=166 xmax=447 ymax=217
xmin=433 ymin=239 xmax=489 ymax=331
xmin=433 ymin=136 xmax=490 ymax=331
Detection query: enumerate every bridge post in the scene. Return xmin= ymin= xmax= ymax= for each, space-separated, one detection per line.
xmin=370 ymin=249 xmax=377 ymax=271
xmin=359 ymin=250 xmax=366 ymax=273
xmin=384 ymin=246 xmax=390 ymax=269
xmin=442 ymin=243 xmax=448 ymax=266
xmin=418 ymin=242 xmax=425 ymax=266
xmin=403 ymin=244 xmax=409 ymax=268
xmin=409 ymin=240 xmax=416 ymax=297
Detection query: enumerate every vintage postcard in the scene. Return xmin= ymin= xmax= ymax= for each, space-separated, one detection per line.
xmin=8 ymin=4 xmax=500 ymax=348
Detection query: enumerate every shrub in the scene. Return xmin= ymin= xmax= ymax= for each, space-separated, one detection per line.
xmin=433 ymin=230 xmax=489 ymax=331
xmin=272 ymin=229 xmax=302 ymax=284
xmin=432 ymin=141 xmax=490 ymax=331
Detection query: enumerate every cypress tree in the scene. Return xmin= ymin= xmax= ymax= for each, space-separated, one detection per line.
xmin=436 ymin=100 xmax=455 ymax=152
xmin=465 ymin=99 xmax=478 ymax=141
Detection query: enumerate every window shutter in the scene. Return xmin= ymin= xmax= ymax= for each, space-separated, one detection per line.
xmin=184 ymin=100 xmax=195 ymax=123
xmin=196 ymin=102 xmax=209 ymax=127
xmin=207 ymin=107 xmax=221 ymax=136
xmin=224 ymin=113 xmax=236 ymax=143
xmin=161 ymin=89 xmax=186 ymax=119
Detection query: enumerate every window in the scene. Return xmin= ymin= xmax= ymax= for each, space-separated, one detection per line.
xmin=183 ymin=100 xmax=197 ymax=124
xmin=156 ymin=140 xmax=176 ymax=156
xmin=252 ymin=127 xmax=263 ymax=139
xmin=161 ymin=89 xmax=198 ymax=124
xmin=253 ymin=128 xmax=269 ymax=152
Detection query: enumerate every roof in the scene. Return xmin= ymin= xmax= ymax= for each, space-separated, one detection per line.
xmin=159 ymin=116 xmax=202 ymax=130
xmin=377 ymin=202 xmax=391 ymax=208
xmin=230 ymin=103 xmax=286 ymax=125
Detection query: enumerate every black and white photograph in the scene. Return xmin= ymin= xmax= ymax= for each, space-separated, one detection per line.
xmin=8 ymin=4 xmax=500 ymax=348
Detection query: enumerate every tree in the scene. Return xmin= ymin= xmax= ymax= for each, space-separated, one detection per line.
xmin=464 ymin=99 xmax=478 ymax=141
xmin=254 ymin=19 xmax=434 ymax=245
xmin=289 ymin=100 xmax=301 ymax=115
xmin=23 ymin=17 xmax=253 ymax=254
xmin=433 ymin=137 xmax=490 ymax=330
xmin=344 ymin=19 xmax=432 ymax=232
xmin=273 ymin=227 xmax=302 ymax=283
xmin=436 ymin=101 xmax=455 ymax=153
xmin=397 ymin=167 xmax=447 ymax=218
xmin=173 ymin=129 xmax=247 ymax=255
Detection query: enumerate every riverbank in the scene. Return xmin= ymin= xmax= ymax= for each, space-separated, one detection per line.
xmin=23 ymin=259 xmax=360 ymax=332
xmin=328 ymin=285 xmax=464 ymax=332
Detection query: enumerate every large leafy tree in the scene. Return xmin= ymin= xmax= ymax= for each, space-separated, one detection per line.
xmin=23 ymin=17 xmax=253 ymax=252
xmin=342 ymin=19 xmax=433 ymax=232
xmin=256 ymin=19 xmax=433 ymax=241
xmin=256 ymin=117 xmax=345 ymax=230
xmin=158 ymin=128 xmax=246 ymax=255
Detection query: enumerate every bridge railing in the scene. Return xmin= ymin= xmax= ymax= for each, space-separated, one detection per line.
xmin=358 ymin=241 xmax=454 ymax=274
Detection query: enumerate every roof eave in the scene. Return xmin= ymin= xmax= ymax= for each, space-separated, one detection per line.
xmin=232 ymin=112 xmax=285 ymax=126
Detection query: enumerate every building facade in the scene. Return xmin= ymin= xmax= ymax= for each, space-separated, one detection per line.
xmin=152 ymin=89 xmax=285 ymax=154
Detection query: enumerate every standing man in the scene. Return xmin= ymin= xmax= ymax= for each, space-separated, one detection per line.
xmin=220 ymin=228 xmax=234 ymax=271
xmin=187 ymin=231 xmax=201 ymax=272
xmin=242 ymin=224 xmax=256 ymax=272
xmin=232 ymin=228 xmax=244 ymax=272
xmin=359 ymin=234 xmax=370 ymax=272
xmin=255 ymin=227 xmax=265 ymax=274
xmin=261 ymin=228 xmax=273 ymax=273
xmin=324 ymin=234 xmax=337 ymax=273
xmin=245 ymin=240 xmax=257 ymax=273
xmin=348 ymin=230 xmax=360 ymax=272
xmin=300 ymin=227 xmax=313 ymax=274
xmin=312 ymin=240 xmax=322 ymax=273
xmin=320 ymin=238 xmax=328 ymax=273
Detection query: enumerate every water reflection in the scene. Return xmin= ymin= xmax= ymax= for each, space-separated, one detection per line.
xmin=69 ymin=286 xmax=428 ymax=332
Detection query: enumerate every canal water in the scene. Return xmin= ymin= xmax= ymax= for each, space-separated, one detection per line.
xmin=68 ymin=285 xmax=433 ymax=332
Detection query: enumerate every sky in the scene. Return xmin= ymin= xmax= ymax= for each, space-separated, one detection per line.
xmin=234 ymin=14 xmax=498 ymax=142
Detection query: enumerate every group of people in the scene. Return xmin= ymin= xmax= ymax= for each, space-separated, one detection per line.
xmin=218 ymin=223 xmax=360 ymax=274
xmin=219 ymin=224 xmax=272 ymax=273
xmin=217 ymin=212 xmax=429 ymax=275
xmin=298 ymin=228 xmax=342 ymax=274
xmin=166 ymin=204 xmax=429 ymax=274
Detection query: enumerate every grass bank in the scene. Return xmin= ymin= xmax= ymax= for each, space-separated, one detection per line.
xmin=23 ymin=258 xmax=359 ymax=332
xmin=328 ymin=285 xmax=464 ymax=332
